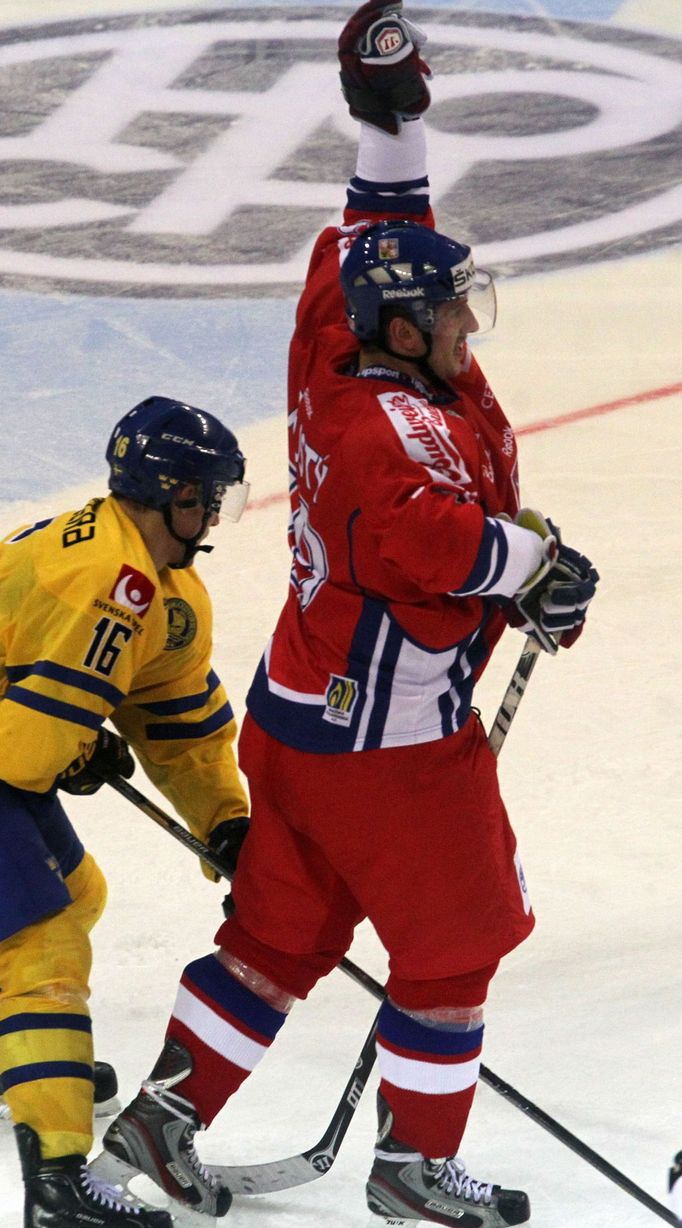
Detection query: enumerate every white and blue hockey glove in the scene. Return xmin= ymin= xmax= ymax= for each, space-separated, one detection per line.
xmin=338 ymin=0 xmax=431 ymax=134
xmin=507 ymin=509 xmax=599 ymax=655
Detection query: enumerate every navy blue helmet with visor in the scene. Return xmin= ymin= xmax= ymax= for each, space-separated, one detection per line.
xmin=340 ymin=220 xmax=496 ymax=342
xmin=106 ymin=396 xmax=248 ymax=523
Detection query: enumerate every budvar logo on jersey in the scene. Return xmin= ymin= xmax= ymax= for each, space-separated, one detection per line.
xmin=0 ymin=11 xmax=679 ymax=295
xmin=378 ymin=392 xmax=473 ymax=490
xmin=109 ymin=566 xmax=155 ymax=616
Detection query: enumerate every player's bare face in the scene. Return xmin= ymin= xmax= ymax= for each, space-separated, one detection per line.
xmin=428 ymin=299 xmax=479 ymax=382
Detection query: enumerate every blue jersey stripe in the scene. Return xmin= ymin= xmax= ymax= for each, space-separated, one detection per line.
xmin=5 ymin=686 xmax=103 ymax=732
xmin=2 ymin=1061 xmax=93 ymax=1091
xmin=6 ymin=660 xmax=124 ymax=708
xmin=454 ymin=520 xmax=509 ymax=597
xmin=362 ymin=619 xmax=405 ymax=751
xmin=5 ymin=518 xmax=55 ymax=543
xmin=144 ymin=699 xmax=233 ymax=741
xmin=378 ymin=1000 xmax=484 ymax=1057
xmin=0 ymin=1013 xmax=91 ymax=1037
xmin=139 ymin=669 xmax=221 ymax=716
xmin=438 ymin=685 xmax=456 ymax=738
xmin=184 ymin=954 xmax=286 ymax=1041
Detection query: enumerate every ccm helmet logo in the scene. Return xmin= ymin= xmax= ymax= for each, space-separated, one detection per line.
xmin=161 ymin=432 xmax=196 ymax=445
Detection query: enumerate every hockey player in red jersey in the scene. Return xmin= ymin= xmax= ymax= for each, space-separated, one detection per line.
xmin=101 ymin=5 xmax=599 ymax=1225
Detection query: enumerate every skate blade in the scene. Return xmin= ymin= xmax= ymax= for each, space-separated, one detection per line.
xmin=366 ymin=1216 xmax=412 ymax=1227
xmin=94 ymin=1093 xmax=122 ymax=1118
xmin=89 ymin=1150 xmax=217 ymax=1228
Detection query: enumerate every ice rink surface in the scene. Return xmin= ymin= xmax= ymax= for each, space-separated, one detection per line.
xmin=0 ymin=0 xmax=680 ymax=1224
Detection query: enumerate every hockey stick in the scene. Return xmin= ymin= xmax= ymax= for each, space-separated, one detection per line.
xmin=107 ymin=647 xmax=679 ymax=1224
xmin=104 ymin=635 xmax=545 ymax=1199
xmin=275 ymin=952 xmax=678 ymax=1223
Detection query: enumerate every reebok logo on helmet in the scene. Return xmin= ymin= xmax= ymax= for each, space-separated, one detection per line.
xmin=382 ymin=287 xmax=425 ymax=299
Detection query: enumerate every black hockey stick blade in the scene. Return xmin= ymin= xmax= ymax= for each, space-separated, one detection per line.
xmin=212 ymin=1016 xmax=379 ymax=1195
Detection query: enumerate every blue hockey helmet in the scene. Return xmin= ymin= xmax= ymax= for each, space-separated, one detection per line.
xmin=340 ymin=220 xmax=496 ymax=342
xmin=106 ymin=396 xmax=247 ymax=522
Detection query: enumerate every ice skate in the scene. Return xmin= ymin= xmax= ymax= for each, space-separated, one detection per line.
xmin=366 ymin=1093 xmax=530 ymax=1228
xmin=15 ymin=1121 xmax=171 ymax=1228
xmin=100 ymin=1038 xmax=231 ymax=1219
xmin=93 ymin=1060 xmax=122 ymax=1117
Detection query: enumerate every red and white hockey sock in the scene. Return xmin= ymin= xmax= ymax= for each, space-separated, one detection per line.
xmin=165 ymin=953 xmax=289 ymax=1125
xmin=376 ymin=998 xmax=484 ymax=1159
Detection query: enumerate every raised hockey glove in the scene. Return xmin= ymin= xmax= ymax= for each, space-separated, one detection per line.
xmin=202 ymin=816 xmax=250 ymax=882
xmin=508 ymin=509 xmax=599 ymax=655
xmin=338 ymin=0 xmax=431 ymax=135
xmin=57 ymin=728 xmax=135 ymax=796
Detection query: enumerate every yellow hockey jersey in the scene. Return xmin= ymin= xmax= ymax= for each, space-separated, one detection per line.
xmin=0 ymin=495 xmax=247 ymax=839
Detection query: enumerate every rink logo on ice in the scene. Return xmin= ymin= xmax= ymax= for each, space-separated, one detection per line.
xmin=324 ymin=674 xmax=360 ymax=726
xmin=0 ymin=10 xmax=680 ymax=295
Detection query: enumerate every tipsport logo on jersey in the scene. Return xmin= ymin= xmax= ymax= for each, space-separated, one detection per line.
xmin=0 ymin=7 xmax=680 ymax=297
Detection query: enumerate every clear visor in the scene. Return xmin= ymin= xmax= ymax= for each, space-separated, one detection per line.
xmin=462 ymin=269 xmax=496 ymax=335
xmin=218 ymin=480 xmax=250 ymax=523
xmin=174 ymin=478 xmax=250 ymax=522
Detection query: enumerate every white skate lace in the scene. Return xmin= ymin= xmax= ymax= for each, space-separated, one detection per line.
xmin=80 ymin=1165 xmax=141 ymax=1214
xmin=141 ymin=1081 xmax=221 ymax=1191
xmin=431 ymin=1156 xmax=493 ymax=1205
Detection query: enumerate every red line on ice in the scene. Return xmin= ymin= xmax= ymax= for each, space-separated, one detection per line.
xmin=246 ymin=380 xmax=682 ymax=513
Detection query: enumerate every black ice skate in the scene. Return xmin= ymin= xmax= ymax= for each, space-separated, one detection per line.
xmin=366 ymin=1093 xmax=530 ymax=1228
xmin=15 ymin=1122 xmax=171 ymax=1228
xmin=100 ymin=1038 xmax=231 ymax=1218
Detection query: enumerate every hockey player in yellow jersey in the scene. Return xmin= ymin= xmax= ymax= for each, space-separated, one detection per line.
xmin=0 ymin=395 xmax=250 ymax=1227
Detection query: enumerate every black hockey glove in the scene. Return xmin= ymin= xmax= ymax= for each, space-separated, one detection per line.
xmin=507 ymin=510 xmax=599 ymax=655
xmin=57 ymin=728 xmax=135 ymax=796
xmin=202 ymin=816 xmax=250 ymax=882
xmin=338 ymin=0 xmax=431 ymax=135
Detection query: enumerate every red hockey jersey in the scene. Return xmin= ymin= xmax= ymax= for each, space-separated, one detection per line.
xmin=246 ymin=210 xmax=524 ymax=753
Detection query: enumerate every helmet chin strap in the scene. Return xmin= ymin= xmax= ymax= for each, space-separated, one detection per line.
xmin=378 ymin=322 xmax=437 ymax=383
xmin=162 ymin=504 xmax=214 ymax=570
